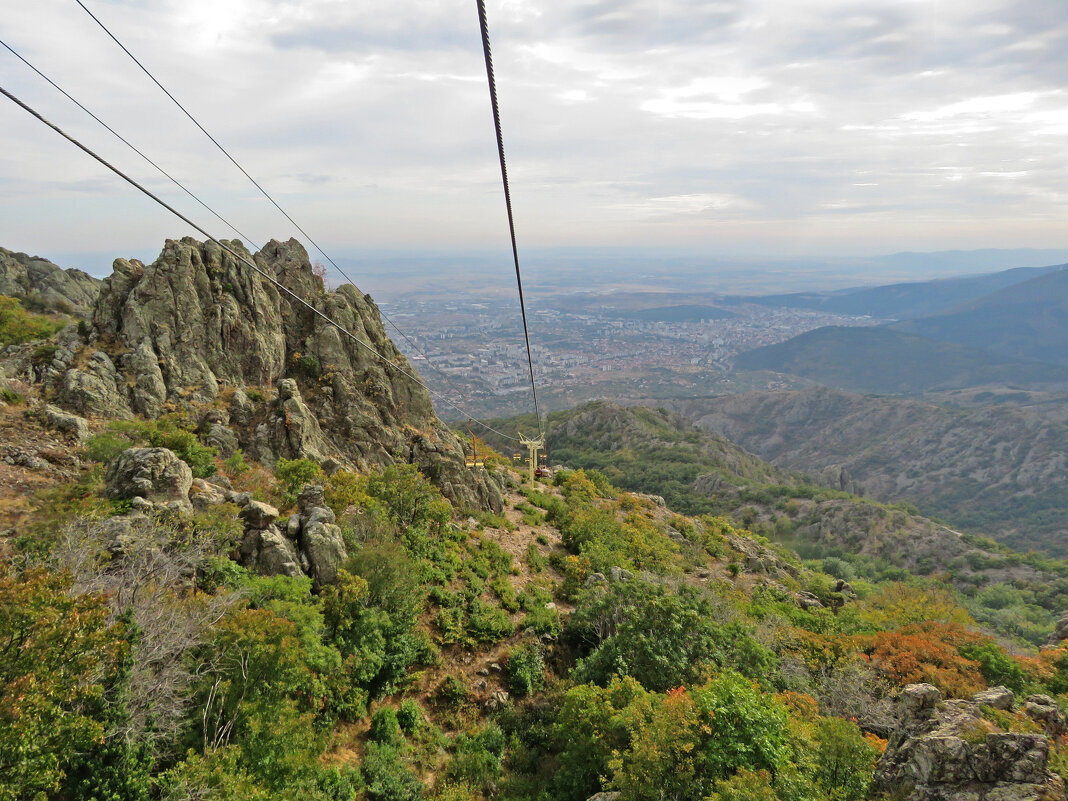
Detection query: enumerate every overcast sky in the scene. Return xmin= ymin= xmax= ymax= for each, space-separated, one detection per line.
xmin=2 ymin=0 xmax=1067 ymax=273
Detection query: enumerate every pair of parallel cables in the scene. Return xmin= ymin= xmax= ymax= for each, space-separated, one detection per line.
xmin=1 ymin=0 xmax=543 ymax=442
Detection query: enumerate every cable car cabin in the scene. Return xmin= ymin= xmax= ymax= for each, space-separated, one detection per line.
xmin=465 ymin=455 xmax=485 ymax=468
xmin=534 ymin=455 xmax=552 ymax=479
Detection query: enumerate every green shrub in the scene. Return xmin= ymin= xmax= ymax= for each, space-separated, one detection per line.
xmin=147 ymin=423 xmax=217 ymax=478
xmin=525 ymin=542 xmax=548 ymax=573
xmin=447 ymin=725 xmax=505 ymax=793
xmin=369 ymin=707 xmax=403 ymax=746
xmin=0 ymin=295 xmax=65 ymax=346
xmin=276 ymin=457 xmax=324 ymax=506
xmin=569 ymin=580 xmax=776 ymax=692
xmin=397 ymin=699 xmax=424 ymax=736
xmin=223 ymin=450 xmax=250 ymax=477
xmin=812 ymin=717 xmax=881 ymax=801
xmin=506 ymin=643 xmax=546 ymax=697
xmin=85 ymin=433 xmax=132 ymax=464
xmin=362 ymin=742 xmax=422 ymax=801
xmin=0 ymin=387 xmax=24 ymax=405
xmin=434 ymin=676 xmax=469 ymax=710
xmin=466 ymin=599 xmax=513 ymax=644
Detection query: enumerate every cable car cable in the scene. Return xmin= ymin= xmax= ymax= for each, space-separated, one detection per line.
xmin=0 ymin=38 xmax=257 ymax=246
xmin=71 ymin=0 xmax=471 ymax=409
xmin=0 ymin=83 xmax=520 ymax=444
xmin=474 ymin=0 xmax=543 ymax=436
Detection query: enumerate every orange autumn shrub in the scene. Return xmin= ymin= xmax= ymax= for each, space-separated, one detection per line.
xmin=860 ymin=621 xmax=986 ymax=697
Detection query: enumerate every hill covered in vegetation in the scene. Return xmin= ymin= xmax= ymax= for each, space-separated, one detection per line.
xmin=734 ymin=325 xmax=1068 ymax=395
xmin=665 ymin=387 xmax=1068 ymax=558
xmin=486 ymin=401 xmax=1068 ymax=648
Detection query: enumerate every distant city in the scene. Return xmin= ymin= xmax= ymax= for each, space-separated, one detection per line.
xmin=379 ymin=291 xmax=880 ymax=419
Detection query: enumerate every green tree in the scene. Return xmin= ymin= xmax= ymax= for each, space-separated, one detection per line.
xmin=812 ymin=717 xmax=880 ymax=801
xmin=0 ymin=569 xmax=126 ymax=800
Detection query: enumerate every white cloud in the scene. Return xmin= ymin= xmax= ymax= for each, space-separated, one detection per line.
xmin=1 ymin=0 xmax=1067 ymax=266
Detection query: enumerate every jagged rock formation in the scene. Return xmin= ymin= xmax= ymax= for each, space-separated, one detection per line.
xmin=234 ymin=484 xmax=347 ymax=588
xmin=106 ymin=447 xmax=193 ymax=516
xmin=46 ymin=237 xmax=501 ymax=511
xmin=872 ymin=683 xmax=1067 ymax=800
xmin=0 ymin=246 xmax=100 ymax=315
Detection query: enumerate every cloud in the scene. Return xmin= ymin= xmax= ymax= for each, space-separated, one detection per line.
xmin=2 ymin=0 xmax=1068 ymax=265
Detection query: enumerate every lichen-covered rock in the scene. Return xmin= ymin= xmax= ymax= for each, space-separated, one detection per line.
xmin=301 ymin=518 xmax=346 ymax=587
xmin=106 ymin=447 xmax=192 ymax=515
xmin=57 ymin=351 xmax=132 ymax=419
xmin=39 ymin=404 xmax=89 ymax=441
xmin=0 ymin=246 xmax=101 ymax=315
xmin=189 ymin=478 xmax=227 ymax=511
xmin=203 ymin=423 xmax=239 ymax=458
xmin=294 ymin=484 xmax=346 ymax=587
xmin=254 ymin=379 xmax=332 ymax=466
xmin=53 ymin=236 xmax=500 ymax=510
xmin=873 ymin=683 xmax=1067 ymax=801
xmin=1022 ymin=695 xmax=1068 ymax=737
xmin=972 ymin=687 xmax=1015 ymax=711
xmin=1047 ymin=612 xmax=1068 ymax=646
xmin=239 ymin=500 xmax=279 ymax=531
xmin=254 ymin=526 xmax=303 ymax=578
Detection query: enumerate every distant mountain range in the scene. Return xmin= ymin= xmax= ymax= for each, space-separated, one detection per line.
xmin=734 ymin=263 xmax=1068 ymax=394
xmin=890 ymin=268 xmax=1068 ymax=366
xmin=733 ymin=262 xmax=1067 ymax=321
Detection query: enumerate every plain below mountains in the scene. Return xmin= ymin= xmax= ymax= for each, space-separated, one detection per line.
xmin=734 ymin=264 xmax=1068 ymax=395
xmin=665 ymin=387 xmax=1068 ymax=558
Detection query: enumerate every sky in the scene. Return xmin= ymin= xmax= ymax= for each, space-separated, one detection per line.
xmin=2 ymin=0 xmax=1068 ymax=276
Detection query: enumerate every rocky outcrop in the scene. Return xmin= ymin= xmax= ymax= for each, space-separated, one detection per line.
xmin=234 ymin=484 xmax=346 ymax=587
xmin=293 ymin=485 xmax=346 ymax=587
xmin=237 ymin=499 xmax=303 ymax=578
xmin=1047 ymin=612 xmax=1068 ymax=646
xmin=872 ymin=683 xmax=1067 ymax=801
xmin=0 ymin=246 xmax=100 ymax=315
xmin=49 ymin=237 xmax=501 ymax=512
xmin=106 ymin=447 xmax=193 ymax=516
xmin=38 ymin=404 xmax=89 ymax=441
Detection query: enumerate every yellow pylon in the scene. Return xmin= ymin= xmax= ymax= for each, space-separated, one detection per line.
xmin=518 ymin=433 xmax=543 ymax=488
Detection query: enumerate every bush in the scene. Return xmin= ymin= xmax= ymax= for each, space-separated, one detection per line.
xmin=397 ymin=699 xmax=424 ymax=736
xmin=434 ymin=676 xmax=469 ymax=710
xmin=85 ymin=433 xmax=132 ymax=464
xmin=447 ymin=725 xmax=506 ymax=794
xmin=0 ymin=295 xmax=65 ymax=346
xmin=569 ymin=581 xmax=776 ymax=692
xmin=506 ymin=643 xmax=546 ymax=697
xmin=223 ymin=450 xmax=250 ymax=477
xmin=811 ymin=716 xmax=882 ymax=801
xmin=369 ymin=706 xmax=403 ymax=746
xmin=362 ymin=742 xmax=422 ymax=801
xmin=276 ymin=458 xmax=325 ymax=506
xmin=150 ymin=427 xmax=217 ymax=478
xmin=466 ymin=599 xmax=513 ymax=644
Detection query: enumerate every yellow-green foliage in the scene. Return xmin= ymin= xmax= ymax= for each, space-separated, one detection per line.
xmin=0 ymin=295 xmax=66 ymax=346
xmin=859 ymin=582 xmax=976 ymax=630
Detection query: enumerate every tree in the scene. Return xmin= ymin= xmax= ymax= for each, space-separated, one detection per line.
xmin=0 ymin=568 xmax=126 ymax=800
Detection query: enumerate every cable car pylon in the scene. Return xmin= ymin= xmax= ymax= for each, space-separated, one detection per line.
xmin=518 ymin=432 xmax=544 ymax=488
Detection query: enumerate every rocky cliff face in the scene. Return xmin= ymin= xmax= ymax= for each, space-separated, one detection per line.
xmin=0 ymin=246 xmax=100 ymax=315
xmin=873 ymin=683 xmax=1067 ymax=801
xmin=47 ymin=237 xmax=500 ymax=511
